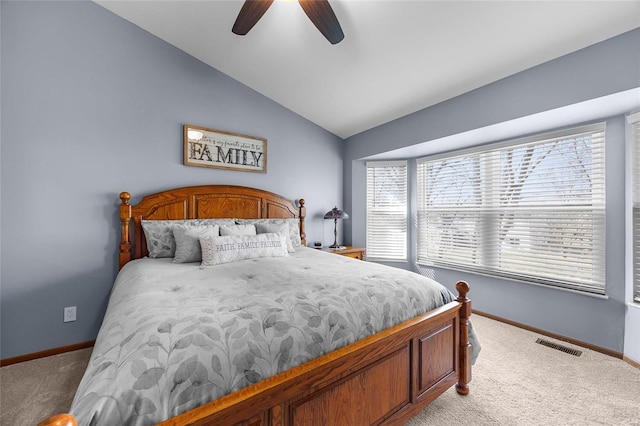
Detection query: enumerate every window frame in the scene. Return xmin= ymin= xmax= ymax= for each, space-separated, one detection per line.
xmin=629 ymin=112 xmax=640 ymax=303
xmin=416 ymin=123 xmax=607 ymax=295
xmin=365 ymin=160 xmax=408 ymax=262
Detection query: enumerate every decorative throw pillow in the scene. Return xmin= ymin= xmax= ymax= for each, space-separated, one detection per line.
xmin=236 ymin=218 xmax=302 ymax=248
xmin=172 ymin=224 xmax=219 ymax=263
xmin=200 ymin=232 xmax=289 ymax=267
xmin=142 ymin=219 xmax=235 ymax=258
xmin=255 ymin=222 xmax=294 ymax=253
xmin=141 ymin=220 xmax=188 ymax=258
xmin=286 ymin=219 xmax=302 ymax=248
xmin=219 ymin=224 xmax=257 ymax=236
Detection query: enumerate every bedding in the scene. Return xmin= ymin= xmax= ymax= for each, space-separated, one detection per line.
xmin=70 ymin=247 xmax=479 ymax=425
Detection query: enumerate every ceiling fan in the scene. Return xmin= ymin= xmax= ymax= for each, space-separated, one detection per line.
xmin=232 ymin=0 xmax=344 ymax=45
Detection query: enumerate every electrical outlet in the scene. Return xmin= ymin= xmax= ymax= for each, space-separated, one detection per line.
xmin=64 ymin=306 xmax=76 ymax=323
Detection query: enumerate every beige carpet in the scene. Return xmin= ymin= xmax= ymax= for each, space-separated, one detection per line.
xmin=1 ymin=315 xmax=639 ymax=426
xmin=407 ymin=315 xmax=640 ymax=426
xmin=1 ymin=347 xmax=91 ymax=426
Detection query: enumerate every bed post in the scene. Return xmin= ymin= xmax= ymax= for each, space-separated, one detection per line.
xmin=298 ymin=198 xmax=306 ymax=246
xmin=37 ymin=413 xmax=77 ymax=426
xmin=119 ymin=192 xmax=132 ymax=269
xmin=455 ymin=281 xmax=471 ymax=395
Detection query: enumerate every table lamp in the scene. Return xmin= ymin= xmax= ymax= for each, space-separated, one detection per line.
xmin=324 ymin=206 xmax=349 ymax=249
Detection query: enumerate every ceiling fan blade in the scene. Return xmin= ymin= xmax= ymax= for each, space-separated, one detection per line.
xmin=299 ymin=0 xmax=344 ymax=44
xmin=232 ymin=0 xmax=275 ymax=35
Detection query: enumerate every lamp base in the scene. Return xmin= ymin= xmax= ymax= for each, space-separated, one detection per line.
xmin=328 ymin=243 xmax=340 ymax=249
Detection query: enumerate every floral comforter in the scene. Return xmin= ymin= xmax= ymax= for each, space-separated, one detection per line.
xmin=70 ymin=247 xmax=480 ymax=425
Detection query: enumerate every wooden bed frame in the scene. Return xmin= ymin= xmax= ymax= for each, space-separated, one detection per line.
xmin=41 ymin=185 xmax=472 ymax=426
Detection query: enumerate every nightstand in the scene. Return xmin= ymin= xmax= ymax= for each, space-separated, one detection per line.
xmin=323 ymin=246 xmax=365 ymax=260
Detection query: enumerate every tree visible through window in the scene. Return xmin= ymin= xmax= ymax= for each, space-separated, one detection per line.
xmin=417 ymin=124 xmax=606 ymax=294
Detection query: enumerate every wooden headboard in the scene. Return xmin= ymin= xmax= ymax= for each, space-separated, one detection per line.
xmin=119 ymin=185 xmax=306 ymax=269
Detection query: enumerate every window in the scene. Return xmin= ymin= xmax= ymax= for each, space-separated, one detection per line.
xmin=366 ymin=161 xmax=408 ymax=261
xmin=630 ymin=113 xmax=640 ymax=303
xmin=417 ymin=124 xmax=606 ymax=294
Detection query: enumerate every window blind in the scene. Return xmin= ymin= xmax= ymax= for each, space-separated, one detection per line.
xmin=630 ymin=113 xmax=640 ymax=303
xmin=417 ymin=124 xmax=606 ymax=294
xmin=366 ymin=161 xmax=408 ymax=261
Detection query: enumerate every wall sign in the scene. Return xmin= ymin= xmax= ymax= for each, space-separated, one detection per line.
xmin=184 ymin=124 xmax=267 ymax=173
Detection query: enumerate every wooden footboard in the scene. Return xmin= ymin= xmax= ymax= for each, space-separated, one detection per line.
xmin=39 ymin=282 xmax=471 ymax=426
xmin=162 ymin=281 xmax=472 ymax=426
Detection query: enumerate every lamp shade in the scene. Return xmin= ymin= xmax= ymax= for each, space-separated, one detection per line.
xmin=324 ymin=207 xmax=349 ymax=220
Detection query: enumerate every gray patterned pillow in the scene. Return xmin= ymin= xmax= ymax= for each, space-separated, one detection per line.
xmin=141 ymin=220 xmax=188 ymax=258
xmin=255 ymin=222 xmax=294 ymax=253
xmin=200 ymin=233 xmax=289 ymax=267
xmin=141 ymin=219 xmax=235 ymax=258
xmin=172 ymin=224 xmax=219 ymax=263
xmin=236 ymin=218 xmax=301 ymax=248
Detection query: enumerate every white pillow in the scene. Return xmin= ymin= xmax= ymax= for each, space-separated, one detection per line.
xmin=172 ymin=224 xmax=220 ymax=263
xmin=200 ymin=233 xmax=289 ymax=267
xmin=219 ymin=224 xmax=257 ymax=236
xmin=255 ymin=222 xmax=294 ymax=253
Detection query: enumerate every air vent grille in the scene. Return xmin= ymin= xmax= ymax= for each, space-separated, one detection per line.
xmin=535 ymin=338 xmax=582 ymax=357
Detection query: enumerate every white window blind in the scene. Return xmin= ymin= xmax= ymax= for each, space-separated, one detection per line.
xmin=366 ymin=161 xmax=408 ymax=261
xmin=630 ymin=112 xmax=640 ymax=303
xmin=417 ymin=124 xmax=606 ymax=294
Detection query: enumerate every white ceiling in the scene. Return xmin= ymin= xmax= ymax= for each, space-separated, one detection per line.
xmin=95 ymin=0 xmax=640 ymax=139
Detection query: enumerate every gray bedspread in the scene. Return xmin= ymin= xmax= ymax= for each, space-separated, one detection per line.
xmin=70 ymin=247 xmax=479 ymax=425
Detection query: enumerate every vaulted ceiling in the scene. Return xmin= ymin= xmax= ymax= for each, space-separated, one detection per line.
xmin=96 ymin=1 xmax=640 ymax=139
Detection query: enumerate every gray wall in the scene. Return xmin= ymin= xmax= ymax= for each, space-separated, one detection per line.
xmin=0 ymin=1 xmax=343 ymax=359
xmin=343 ymin=29 xmax=640 ymax=353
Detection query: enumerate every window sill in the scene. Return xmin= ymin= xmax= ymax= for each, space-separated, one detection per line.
xmin=628 ymin=302 xmax=640 ymax=311
xmin=419 ymin=262 xmax=610 ymax=300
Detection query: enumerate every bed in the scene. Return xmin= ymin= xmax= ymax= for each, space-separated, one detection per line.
xmin=40 ymin=185 xmax=478 ymax=426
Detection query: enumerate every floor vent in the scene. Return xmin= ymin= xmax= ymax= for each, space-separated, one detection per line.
xmin=535 ymin=338 xmax=582 ymax=357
